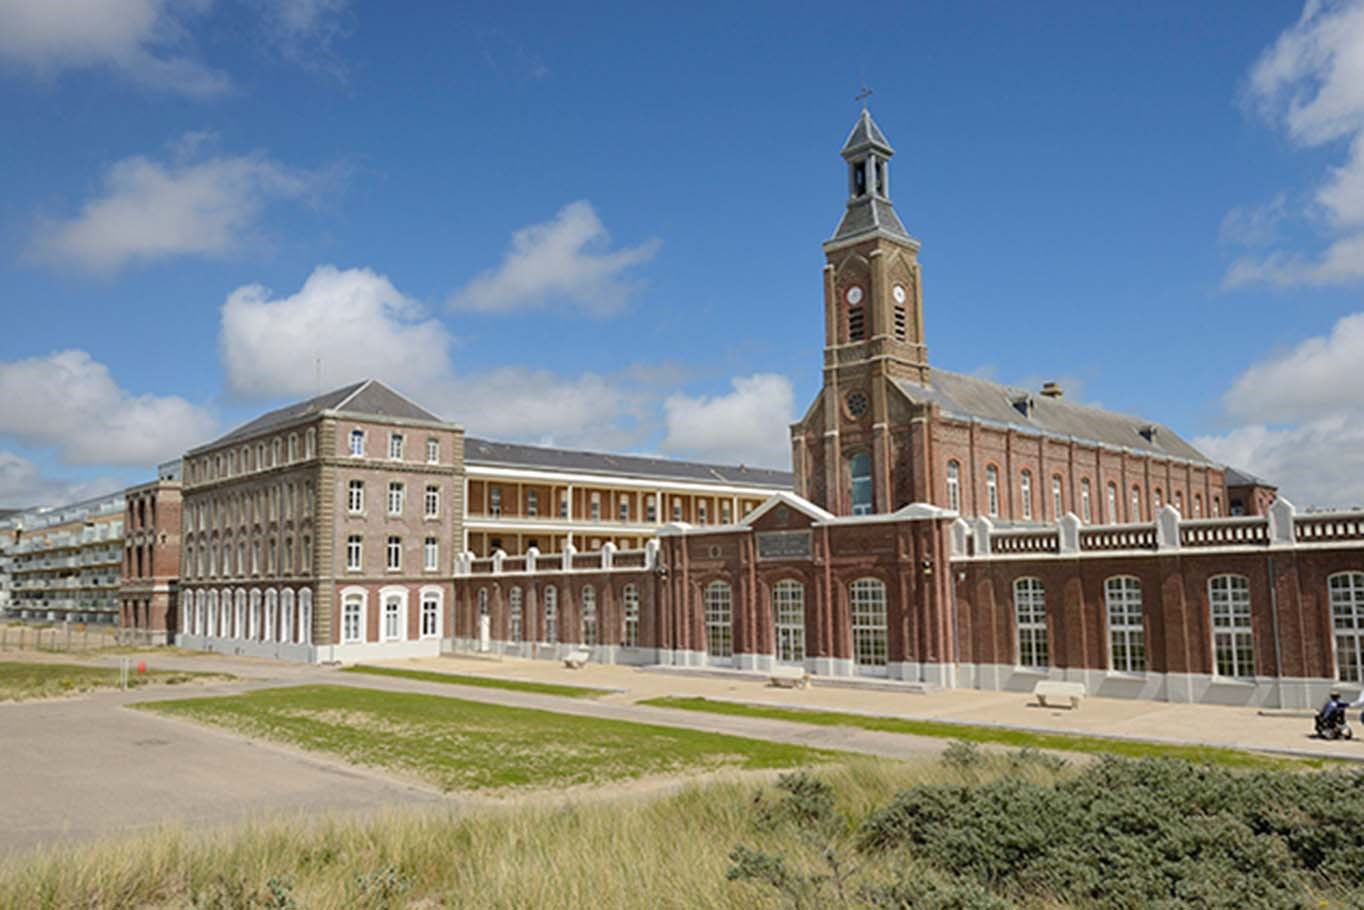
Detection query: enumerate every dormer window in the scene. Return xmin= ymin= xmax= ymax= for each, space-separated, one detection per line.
xmin=1139 ymin=425 xmax=1158 ymax=443
xmin=1012 ymin=394 xmax=1035 ymax=418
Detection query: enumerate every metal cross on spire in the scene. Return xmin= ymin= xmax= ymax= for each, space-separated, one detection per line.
xmin=855 ymin=84 xmax=873 ymax=108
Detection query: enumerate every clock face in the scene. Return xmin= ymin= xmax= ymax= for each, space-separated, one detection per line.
xmin=846 ymin=391 xmax=869 ymax=418
xmin=845 ymin=286 xmax=864 ymax=306
xmin=893 ymin=284 xmax=906 ymax=304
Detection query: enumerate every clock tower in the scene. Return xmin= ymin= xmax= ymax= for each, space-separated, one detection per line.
xmin=793 ymin=108 xmax=929 ymax=516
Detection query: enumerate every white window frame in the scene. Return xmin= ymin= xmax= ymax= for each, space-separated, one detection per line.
xmin=1105 ymin=576 xmax=1145 ymax=673
xmin=622 ymin=583 xmax=639 ymax=648
xmin=298 ymin=589 xmax=313 ymax=645
xmin=543 ymin=585 xmax=558 ymax=643
xmin=380 ymin=587 xmax=407 ymax=642
xmin=346 ymin=535 xmax=363 ymax=572
xmin=386 ymin=536 xmax=402 ymax=572
xmin=423 ymin=537 xmax=438 ymax=571
xmin=849 ymin=452 xmax=873 ymax=516
xmin=425 ymin=485 xmax=440 ymax=519
xmin=1081 ymin=479 xmax=1092 ymax=524
xmin=388 ymin=433 xmax=404 ymax=460
xmin=704 ymin=581 xmax=734 ymax=662
xmin=773 ymin=579 xmax=805 ymax=665
xmin=508 ymin=587 xmax=523 ymax=643
xmin=1332 ymin=573 xmax=1364 ymax=683
xmin=1051 ymin=475 xmax=1063 ymax=520
xmin=349 ymin=429 xmax=365 ymax=458
xmin=1020 ymin=470 xmax=1033 ymax=521
xmin=264 ymin=588 xmax=278 ymax=642
xmin=986 ymin=466 xmax=1000 ymax=518
xmin=341 ymin=587 xmax=367 ymax=644
xmin=280 ymin=588 xmax=295 ymax=644
xmin=387 ymin=482 xmax=405 ymax=516
xmin=419 ymin=586 xmax=442 ymax=639
xmin=1209 ymin=575 xmax=1253 ymax=678
xmin=527 ymin=490 xmax=539 ymax=517
xmin=249 ymin=589 xmax=261 ymax=639
xmin=850 ymin=577 xmax=888 ymax=672
xmin=1014 ymin=577 xmax=1048 ymax=669
xmin=580 ymin=586 xmax=598 ymax=646
xmin=348 ymin=480 xmax=364 ymax=514
xmin=426 ymin=438 xmax=439 ymax=464
xmin=946 ymin=461 xmax=960 ymax=512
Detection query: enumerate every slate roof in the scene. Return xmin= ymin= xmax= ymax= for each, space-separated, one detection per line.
xmin=830 ymin=196 xmax=913 ymax=245
xmin=893 ymin=369 xmax=1215 ymax=464
xmin=192 ymin=380 xmax=447 ymax=453
xmin=464 ymin=437 xmax=794 ymax=489
xmin=1226 ymin=466 xmax=1275 ymax=488
xmin=841 ymin=109 xmax=894 ymax=157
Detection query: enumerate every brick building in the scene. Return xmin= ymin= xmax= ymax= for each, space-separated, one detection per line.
xmin=448 ymin=109 xmax=1362 ymax=708
xmin=118 ymin=460 xmax=183 ymax=644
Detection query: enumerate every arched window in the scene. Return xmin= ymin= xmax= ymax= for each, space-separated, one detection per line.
xmin=850 ymin=578 xmax=888 ymax=670
xmin=180 ymin=592 xmax=191 ymax=636
xmin=1080 ymin=478 xmax=1092 ymax=524
xmin=1106 ymin=482 xmax=1118 ymax=523
xmin=1330 ymin=572 xmax=1364 ymax=682
xmin=1153 ymin=488 xmax=1163 ymax=511
xmin=382 ymin=590 xmax=405 ymax=642
xmin=1105 ymin=577 xmax=1145 ymax=673
xmin=195 ymin=590 xmax=205 ymax=635
xmin=1013 ymin=578 xmax=1047 ymax=669
xmin=1209 ymin=575 xmax=1252 ymax=678
xmin=249 ymin=589 xmax=262 ymax=639
xmin=622 ymin=584 xmax=640 ymax=648
xmin=773 ymin=579 xmax=805 ymax=664
xmin=1130 ymin=486 xmax=1142 ymax=522
xmin=1020 ymin=470 xmax=1033 ymax=521
xmin=234 ymin=589 xmax=246 ymax=639
xmin=1051 ymin=475 xmax=1064 ymax=520
xmin=543 ymin=586 xmax=558 ymax=643
xmin=581 ymin=586 xmax=598 ymax=646
xmin=945 ymin=461 xmax=961 ymax=512
xmin=986 ymin=466 xmax=1000 ymax=517
xmin=849 ymin=452 xmax=873 ymax=516
xmin=508 ymin=587 xmax=523 ymax=643
xmin=1174 ymin=491 xmax=1184 ymax=514
xmin=704 ymin=581 xmax=733 ymax=660
xmin=1194 ymin=493 xmax=1203 ymax=517
xmin=219 ymin=589 xmax=232 ymax=637
xmin=207 ymin=591 xmax=218 ymax=638
xmin=281 ymin=589 xmax=295 ymax=644
xmin=298 ymin=589 xmax=313 ymax=645
xmin=265 ymin=589 xmax=278 ymax=642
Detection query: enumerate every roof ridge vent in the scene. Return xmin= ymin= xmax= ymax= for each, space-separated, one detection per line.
xmin=1040 ymin=381 xmax=1064 ymax=399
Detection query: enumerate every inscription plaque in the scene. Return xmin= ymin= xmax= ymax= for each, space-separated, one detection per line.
xmin=757 ymin=529 xmax=812 ymax=561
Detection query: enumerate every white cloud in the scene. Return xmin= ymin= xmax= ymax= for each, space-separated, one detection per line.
xmin=1200 ymin=306 xmax=1364 ymax=509
xmin=1219 ymin=194 xmax=1289 ymax=247
xmin=450 ymin=201 xmax=660 ymax=316
xmin=0 ymin=350 xmax=216 ymax=466
xmin=220 ymin=265 xmax=455 ymax=399
xmin=30 ymin=137 xmax=318 ymax=272
xmin=1226 ymin=0 xmax=1364 ymax=287
xmin=661 ymin=374 xmax=794 ymax=469
xmin=254 ymin=0 xmax=350 ymax=76
xmin=0 ymin=451 xmax=122 ymax=509
xmin=0 ymin=0 xmax=228 ymax=97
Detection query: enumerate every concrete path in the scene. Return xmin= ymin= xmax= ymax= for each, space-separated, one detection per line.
xmin=0 ymin=682 xmax=443 ymax=857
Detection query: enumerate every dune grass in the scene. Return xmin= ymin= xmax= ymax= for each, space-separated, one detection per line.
xmin=0 ymin=757 xmax=1020 ymax=910
xmin=135 ymin=684 xmax=835 ymax=793
xmin=342 ymin=663 xmax=610 ymax=698
xmin=640 ymin=696 xmax=1322 ymax=770
xmin=0 ymin=660 xmax=231 ymax=702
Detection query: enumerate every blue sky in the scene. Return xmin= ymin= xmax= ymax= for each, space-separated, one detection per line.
xmin=2 ymin=0 xmax=1364 ymax=508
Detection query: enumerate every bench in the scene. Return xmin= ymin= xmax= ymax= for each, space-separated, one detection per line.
xmin=562 ymin=647 xmax=592 ymax=670
xmin=1033 ymin=680 xmax=1086 ymax=709
xmin=769 ymin=665 xmax=810 ymax=689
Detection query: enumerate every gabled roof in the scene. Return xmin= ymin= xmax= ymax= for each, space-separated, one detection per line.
xmin=741 ymin=491 xmax=836 ymax=526
xmin=193 ymin=379 xmax=447 ymax=453
xmin=463 ymin=437 xmax=793 ymax=489
xmin=893 ymin=368 xmax=1215 ymax=464
xmin=841 ymin=109 xmax=894 ymax=158
xmin=1226 ymin=466 xmax=1276 ymax=488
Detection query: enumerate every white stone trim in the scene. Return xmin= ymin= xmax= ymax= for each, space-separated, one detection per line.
xmin=339 ymin=585 xmax=368 ymax=644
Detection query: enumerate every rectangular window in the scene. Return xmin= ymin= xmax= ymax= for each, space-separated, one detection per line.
xmin=986 ymin=467 xmax=1000 ymax=518
xmin=1210 ymin=575 xmax=1253 ymax=678
xmin=590 ymin=492 xmax=601 ymax=521
xmin=302 ymin=536 xmax=312 ymax=570
xmin=946 ymin=461 xmax=961 ymax=512
xmin=698 ymin=502 xmax=708 ymax=524
xmin=421 ymin=595 xmax=439 ymax=638
xmin=559 ymin=493 xmax=569 ymax=518
xmin=673 ymin=498 xmax=683 ymax=522
xmin=349 ymin=430 xmax=365 ymax=457
xmin=1105 ymin=577 xmax=1146 ymax=673
xmin=305 ymin=429 xmax=316 ymax=459
xmin=386 ymin=536 xmax=402 ymax=571
xmin=623 ymin=584 xmax=640 ymax=648
xmin=1020 ymin=472 xmax=1033 ymax=521
xmin=346 ymin=535 xmax=362 ymax=571
xmin=284 ymin=538 xmax=294 ymax=575
xmin=342 ymin=596 xmax=363 ymax=643
xmin=425 ymin=485 xmax=440 ymax=518
xmin=619 ymin=497 xmax=630 ymax=521
xmin=251 ymin=542 xmax=260 ymax=575
xmin=647 ymin=498 xmax=657 ymax=522
xmin=722 ymin=502 xmax=732 ymax=524
xmin=1052 ymin=476 xmax=1063 ymax=520
xmin=388 ymin=433 xmax=404 ymax=460
xmin=426 ymin=438 xmax=439 ymax=464
xmin=1081 ymin=479 xmax=1092 ymax=524
xmin=388 ymin=482 xmax=405 ymax=516
xmin=527 ymin=490 xmax=539 ymax=517
xmin=424 ymin=537 xmax=438 ymax=571
xmin=383 ymin=597 xmax=402 ymax=641
xmin=288 ymin=435 xmax=298 ymax=462
xmin=490 ymin=486 xmax=502 ymax=517
xmin=1014 ymin=578 xmax=1048 ymax=669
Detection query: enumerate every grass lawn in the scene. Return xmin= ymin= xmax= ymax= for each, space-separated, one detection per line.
xmin=640 ymin=696 xmax=1321 ymax=771
xmin=0 ymin=660 xmax=232 ymax=702
xmin=136 ymin=684 xmax=835 ymax=792
xmin=342 ymin=663 xmax=609 ymax=698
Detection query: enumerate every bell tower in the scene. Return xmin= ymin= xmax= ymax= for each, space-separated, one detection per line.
xmin=794 ymin=107 xmax=929 ymax=516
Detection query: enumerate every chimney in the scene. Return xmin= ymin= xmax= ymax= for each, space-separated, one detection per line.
xmin=1040 ymin=381 xmax=1064 ymax=399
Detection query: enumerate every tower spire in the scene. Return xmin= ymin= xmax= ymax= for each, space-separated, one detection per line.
xmin=827 ymin=107 xmax=914 ymax=248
